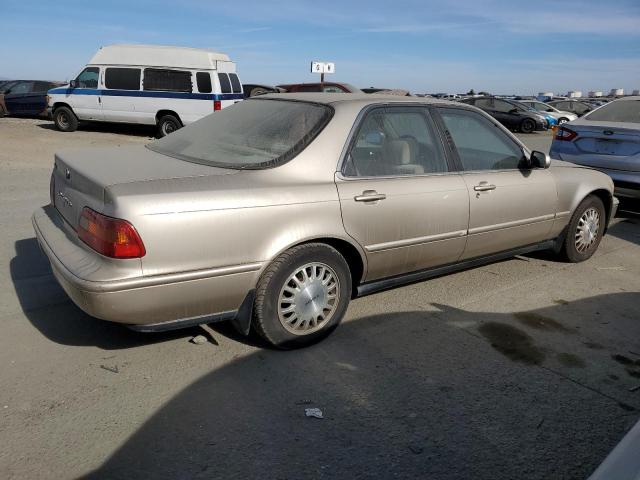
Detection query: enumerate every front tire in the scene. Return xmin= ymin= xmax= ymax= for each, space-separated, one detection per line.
xmin=520 ymin=118 xmax=535 ymax=133
xmin=156 ymin=114 xmax=182 ymax=138
xmin=252 ymin=243 xmax=352 ymax=349
xmin=561 ymin=195 xmax=606 ymax=263
xmin=558 ymin=117 xmax=569 ymax=124
xmin=53 ymin=106 xmax=78 ymax=132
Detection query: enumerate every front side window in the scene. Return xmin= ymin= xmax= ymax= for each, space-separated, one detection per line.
xmin=228 ymin=73 xmax=242 ymax=94
xmin=585 ymin=99 xmax=640 ymax=123
xmin=439 ymin=108 xmax=524 ymax=171
xmin=323 ymin=85 xmax=345 ymax=93
xmin=345 ymin=108 xmax=447 ymax=177
xmin=105 ymin=68 xmax=141 ymax=90
xmin=474 ymin=98 xmax=492 ymax=109
xmin=494 ymin=100 xmax=517 ymax=113
xmin=76 ymin=67 xmax=99 ymax=89
xmin=218 ymin=73 xmax=232 ymax=94
xmin=148 ymin=99 xmax=333 ymax=169
xmin=143 ymin=69 xmax=192 ymax=92
xmin=196 ymin=72 xmax=212 ymax=93
xmin=8 ymin=81 xmax=34 ymax=94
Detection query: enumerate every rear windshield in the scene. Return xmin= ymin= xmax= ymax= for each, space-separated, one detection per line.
xmin=586 ymin=100 xmax=640 ymax=123
xmin=147 ymin=99 xmax=333 ymax=169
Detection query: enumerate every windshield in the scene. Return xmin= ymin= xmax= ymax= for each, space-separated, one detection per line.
xmin=148 ymin=99 xmax=333 ymax=169
xmin=585 ymin=100 xmax=640 ymax=124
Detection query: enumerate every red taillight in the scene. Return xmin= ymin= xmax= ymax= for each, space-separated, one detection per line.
xmin=78 ymin=207 xmax=146 ymax=259
xmin=555 ymin=127 xmax=578 ymax=142
xmin=214 ymin=100 xmax=221 ymax=111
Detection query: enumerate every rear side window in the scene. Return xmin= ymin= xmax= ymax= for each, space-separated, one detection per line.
xmin=8 ymin=82 xmax=33 ymax=94
xmin=143 ymin=69 xmax=192 ymax=92
xmin=218 ymin=73 xmax=232 ymax=93
xmin=586 ymin=100 xmax=640 ymax=123
xmin=229 ymin=73 xmax=242 ymax=94
xmin=105 ymin=68 xmax=141 ymax=90
xmin=196 ymin=72 xmax=212 ymax=93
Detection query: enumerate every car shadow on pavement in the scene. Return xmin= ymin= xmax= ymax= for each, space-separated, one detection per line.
xmin=10 ymin=238 xmax=202 ymax=349
xmin=36 ymin=121 xmax=155 ymax=138
xmin=608 ymin=215 xmax=640 ymax=246
xmin=86 ymin=294 xmax=640 ymax=480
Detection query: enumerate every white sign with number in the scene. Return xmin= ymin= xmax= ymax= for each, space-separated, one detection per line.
xmin=310 ymin=61 xmax=335 ymax=74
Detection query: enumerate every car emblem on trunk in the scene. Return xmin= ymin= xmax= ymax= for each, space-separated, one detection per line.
xmin=58 ymin=191 xmax=73 ymax=208
xmin=65 ymin=168 xmax=71 ymax=179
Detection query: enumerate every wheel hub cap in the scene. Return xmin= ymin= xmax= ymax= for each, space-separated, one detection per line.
xmin=278 ymin=262 xmax=339 ymax=335
xmin=575 ymin=207 xmax=600 ymax=253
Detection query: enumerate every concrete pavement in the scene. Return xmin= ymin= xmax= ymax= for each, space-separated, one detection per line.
xmin=1 ymin=119 xmax=638 ymax=479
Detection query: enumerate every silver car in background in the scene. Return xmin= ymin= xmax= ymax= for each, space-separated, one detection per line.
xmin=517 ymin=100 xmax=578 ymax=124
xmin=550 ymin=96 xmax=640 ymax=199
xmin=33 ymin=94 xmax=617 ymax=349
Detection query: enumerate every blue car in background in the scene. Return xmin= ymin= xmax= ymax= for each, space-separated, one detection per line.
xmin=514 ymin=101 xmax=556 ymax=128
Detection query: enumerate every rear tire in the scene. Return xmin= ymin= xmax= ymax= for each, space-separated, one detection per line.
xmin=520 ymin=118 xmax=535 ymax=133
xmin=558 ymin=117 xmax=569 ymax=124
xmin=252 ymin=243 xmax=352 ymax=349
xmin=156 ymin=114 xmax=182 ymax=138
xmin=561 ymin=195 xmax=606 ymax=263
xmin=53 ymin=106 xmax=78 ymax=132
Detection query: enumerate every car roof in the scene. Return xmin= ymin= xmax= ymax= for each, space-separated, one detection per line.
xmin=257 ymin=92 xmax=454 ymax=106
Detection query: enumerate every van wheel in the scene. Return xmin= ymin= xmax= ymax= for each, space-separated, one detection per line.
xmin=53 ymin=106 xmax=78 ymax=132
xmin=561 ymin=195 xmax=605 ymax=263
xmin=520 ymin=118 xmax=535 ymax=133
xmin=252 ymin=243 xmax=352 ymax=349
xmin=157 ymin=114 xmax=182 ymax=138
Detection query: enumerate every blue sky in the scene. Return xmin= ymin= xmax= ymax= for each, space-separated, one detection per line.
xmin=2 ymin=0 xmax=639 ymax=94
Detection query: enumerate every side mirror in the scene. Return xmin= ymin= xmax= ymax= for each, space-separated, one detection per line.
xmin=546 ymin=108 xmax=553 ymax=112
xmin=530 ymin=150 xmax=551 ymax=169
xmin=69 ymin=79 xmax=78 ymax=88
xmin=364 ymin=131 xmax=384 ymax=145
xmin=509 ymin=108 xmax=519 ymax=114
xmin=3 ymin=88 xmax=10 ymax=95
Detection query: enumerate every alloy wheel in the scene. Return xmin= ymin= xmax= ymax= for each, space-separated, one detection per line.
xmin=278 ymin=262 xmax=340 ymax=335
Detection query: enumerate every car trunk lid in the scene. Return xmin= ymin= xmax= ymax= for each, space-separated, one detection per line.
xmin=564 ymin=120 xmax=640 ymax=172
xmin=52 ymin=145 xmax=236 ymax=228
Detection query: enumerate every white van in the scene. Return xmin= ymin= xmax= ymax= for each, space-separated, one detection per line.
xmin=48 ymin=44 xmax=243 ymax=136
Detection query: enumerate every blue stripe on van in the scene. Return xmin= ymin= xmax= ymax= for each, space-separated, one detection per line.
xmin=47 ymin=88 xmax=244 ymax=101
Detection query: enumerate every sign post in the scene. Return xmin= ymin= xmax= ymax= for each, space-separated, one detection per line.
xmin=310 ymin=61 xmax=335 ymax=88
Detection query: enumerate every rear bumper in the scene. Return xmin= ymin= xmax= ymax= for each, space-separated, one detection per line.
xmin=32 ymin=205 xmax=261 ymax=326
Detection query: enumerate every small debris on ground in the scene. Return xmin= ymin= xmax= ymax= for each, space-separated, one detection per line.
xmin=100 ymin=364 xmax=119 ymax=374
xmin=596 ymin=266 xmax=626 ymax=271
xmin=408 ymin=444 xmax=424 ymax=454
xmin=191 ymin=335 xmax=208 ymax=345
xmin=629 ymin=385 xmax=640 ymax=392
xmin=295 ymin=400 xmax=313 ymax=405
xmin=305 ymin=408 xmax=323 ymax=419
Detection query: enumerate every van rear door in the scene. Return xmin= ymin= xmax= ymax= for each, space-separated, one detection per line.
xmin=215 ymin=67 xmax=243 ymax=110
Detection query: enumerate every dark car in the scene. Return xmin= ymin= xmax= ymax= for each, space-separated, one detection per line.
xmin=0 ymin=80 xmax=62 ymax=117
xmin=276 ymin=82 xmax=362 ymax=93
xmin=461 ymin=96 xmax=547 ymax=133
xmin=547 ymin=99 xmax=593 ymax=117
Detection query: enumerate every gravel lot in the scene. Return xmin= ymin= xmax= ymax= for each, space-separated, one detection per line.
xmin=1 ymin=118 xmax=639 ymax=480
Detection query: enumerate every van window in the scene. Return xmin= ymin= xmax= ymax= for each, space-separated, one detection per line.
xmin=229 ymin=73 xmax=242 ymax=94
xmin=196 ymin=72 xmax=212 ymax=93
xmin=144 ymin=69 xmax=192 ymax=93
xmin=105 ymin=68 xmax=141 ymax=90
xmin=218 ymin=73 xmax=232 ymax=94
xmin=76 ymin=67 xmax=99 ymax=89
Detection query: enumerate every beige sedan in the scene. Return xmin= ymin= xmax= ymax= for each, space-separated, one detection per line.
xmin=33 ymin=94 xmax=618 ymax=348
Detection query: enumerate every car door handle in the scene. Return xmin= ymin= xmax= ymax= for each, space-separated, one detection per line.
xmin=354 ymin=190 xmax=386 ymax=202
xmin=473 ymin=183 xmax=496 ymax=192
